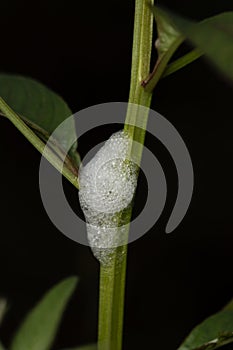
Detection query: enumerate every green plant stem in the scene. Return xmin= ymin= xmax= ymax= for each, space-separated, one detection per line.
xmin=7 ymin=111 xmax=79 ymax=176
xmin=0 ymin=97 xmax=79 ymax=189
xmin=98 ymin=244 xmax=128 ymax=350
xmin=98 ymin=1 xmax=154 ymax=350
xmin=125 ymin=0 xmax=155 ymax=143
xmin=143 ymin=36 xmax=184 ymax=92
xmin=162 ymin=48 xmax=203 ymax=78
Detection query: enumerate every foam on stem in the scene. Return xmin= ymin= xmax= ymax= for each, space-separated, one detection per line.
xmin=78 ymin=130 xmax=137 ymax=265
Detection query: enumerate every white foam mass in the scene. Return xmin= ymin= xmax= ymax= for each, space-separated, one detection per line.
xmin=78 ymin=130 xmax=137 ymax=265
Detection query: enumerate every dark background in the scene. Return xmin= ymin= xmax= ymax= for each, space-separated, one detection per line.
xmin=0 ymin=0 xmax=233 ymax=349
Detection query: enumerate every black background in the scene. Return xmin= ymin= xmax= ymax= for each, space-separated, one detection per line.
xmin=0 ymin=0 xmax=233 ymax=349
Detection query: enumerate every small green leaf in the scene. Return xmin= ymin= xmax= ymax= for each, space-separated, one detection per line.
xmin=142 ymin=7 xmax=184 ymax=90
xmin=0 ymin=341 xmax=5 ymax=350
xmin=153 ymin=7 xmax=183 ymax=57
xmin=11 ymin=277 xmax=78 ymax=350
xmin=0 ymin=74 xmax=78 ymax=163
xmin=178 ymin=299 xmax=233 ymax=350
xmin=158 ymin=9 xmax=233 ymax=81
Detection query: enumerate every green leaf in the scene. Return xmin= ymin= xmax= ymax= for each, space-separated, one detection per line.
xmin=158 ymin=9 xmax=233 ymax=81
xmin=153 ymin=6 xmax=183 ymax=57
xmin=11 ymin=277 xmax=78 ymax=350
xmin=0 ymin=74 xmax=79 ymax=163
xmin=0 ymin=342 xmax=5 ymax=350
xmin=178 ymin=299 xmax=233 ymax=350
xmin=0 ymin=97 xmax=79 ymax=189
xmin=142 ymin=6 xmax=184 ymax=90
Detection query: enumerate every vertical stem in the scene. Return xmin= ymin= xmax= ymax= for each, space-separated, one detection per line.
xmin=98 ymin=264 xmax=115 ymax=350
xmin=98 ymin=1 xmax=154 ymax=350
xmin=125 ymin=0 xmax=155 ymax=139
xmin=98 ymin=245 xmax=127 ymax=350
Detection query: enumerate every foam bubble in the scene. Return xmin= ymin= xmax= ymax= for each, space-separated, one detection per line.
xmin=78 ymin=130 xmax=137 ymax=265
